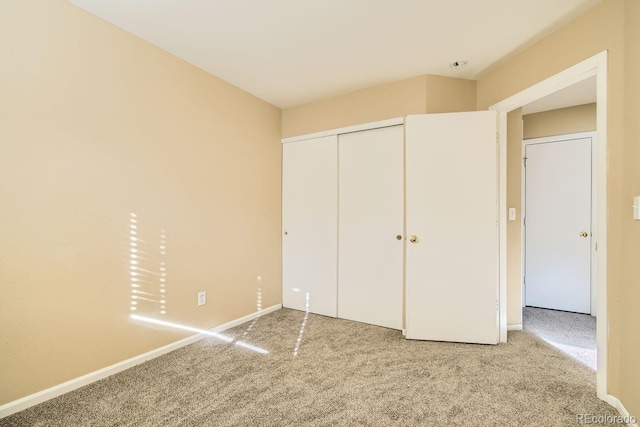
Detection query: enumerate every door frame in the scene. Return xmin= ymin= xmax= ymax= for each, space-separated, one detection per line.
xmin=489 ymin=50 xmax=608 ymax=399
xmin=521 ymin=132 xmax=597 ymax=315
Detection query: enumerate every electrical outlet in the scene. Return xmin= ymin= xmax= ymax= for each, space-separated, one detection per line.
xmin=197 ymin=291 xmax=206 ymax=306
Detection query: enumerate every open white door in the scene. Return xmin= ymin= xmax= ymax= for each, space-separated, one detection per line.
xmin=405 ymin=112 xmax=499 ymax=344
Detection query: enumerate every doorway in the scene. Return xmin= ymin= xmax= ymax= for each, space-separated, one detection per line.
xmin=490 ymin=51 xmax=608 ymax=399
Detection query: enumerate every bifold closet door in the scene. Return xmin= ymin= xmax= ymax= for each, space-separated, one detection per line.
xmin=338 ymin=126 xmax=404 ymax=330
xmin=282 ymin=136 xmax=338 ymax=317
xmin=405 ymin=112 xmax=498 ymax=344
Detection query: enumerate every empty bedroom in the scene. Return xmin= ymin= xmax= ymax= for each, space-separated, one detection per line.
xmin=1 ymin=0 xmax=638 ymax=425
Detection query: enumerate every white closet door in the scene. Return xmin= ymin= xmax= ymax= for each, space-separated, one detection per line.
xmin=282 ymin=136 xmax=338 ymax=317
xmin=405 ymin=112 xmax=498 ymax=344
xmin=338 ymin=126 xmax=404 ymax=330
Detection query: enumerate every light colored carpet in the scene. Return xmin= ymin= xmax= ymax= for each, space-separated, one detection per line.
xmin=1 ymin=308 xmax=618 ymax=426
xmin=524 ymin=306 xmax=597 ymax=369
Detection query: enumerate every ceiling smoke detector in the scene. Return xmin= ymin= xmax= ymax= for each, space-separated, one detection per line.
xmin=449 ymin=60 xmax=468 ymax=68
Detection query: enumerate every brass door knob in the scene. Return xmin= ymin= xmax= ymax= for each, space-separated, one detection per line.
xmin=396 ymin=235 xmax=403 ymax=240
xmin=409 ymin=235 xmax=419 ymax=243
xmin=284 ymin=231 xmax=288 ymax=235
xmin=579 ymin=231 xmax=588 ymax=238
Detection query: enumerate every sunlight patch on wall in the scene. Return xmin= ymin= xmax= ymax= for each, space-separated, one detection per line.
xmin=128 ymin=215 xmax=268 ymax=355
xmin=128 ymin=213 xmax=167 ymax=316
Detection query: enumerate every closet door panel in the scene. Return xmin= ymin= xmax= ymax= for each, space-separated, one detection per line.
xmin=338 ymin=126 xmax=404 ymax=330
xmin=405 ymin=112 xmax=498 ymax=344
xmin=282 ymin=136 xmax=338 ymax=317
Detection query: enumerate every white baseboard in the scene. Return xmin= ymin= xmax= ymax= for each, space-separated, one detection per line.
xmin=207 ymin=304 xmax=281 ymax=333
xmin=0 ymin=304 xmax=281 ymax=419
xmin=507 ymin=324 xmax=523 ymax=331
xmin=604 ymin=394 xmax=638 ymax=427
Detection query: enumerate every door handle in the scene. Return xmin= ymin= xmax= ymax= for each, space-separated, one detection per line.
xmin=396 ymin=235 xmax=403 ymax=240
xmin=409 ymin=235 xmax=419 ymax=243
xmin=579 ymin=231 xmax=588 ymax=238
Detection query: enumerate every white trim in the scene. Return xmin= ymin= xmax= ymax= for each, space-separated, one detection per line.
xmin=281 ymin=117 xmax=404 ymax=144
xmin=604 ymin=394 xmax=639 ymax=427
xmin=0 ymin=304 xmax=282 ymax=419
xmin=521 ymin=126 xmax=527 ymax=312
xmin=507 ymin=324 xmax=523 ymax=331
xmin=489 ymin=50 xmax=608 ymax=398
xmin=523 ymin=131 xmax=596 ymax=145
xmin=521 ymin=131 xmax=597 ymax=316
xmin=594 ymin=52 xmax=608 ymax=400
xmin=498 ymin=113 xmax=508 ymax=343
xmin=590 ymin=128 xmax=598 ymax=317
xmin=490 ymin=54 xmax=604 ymax=113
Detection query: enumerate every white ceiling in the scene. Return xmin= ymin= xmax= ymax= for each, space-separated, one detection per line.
xmin=522 ymin=76 xmax=597 ymax=115
xmin=68 ymin=0 xmax=601 ymax=109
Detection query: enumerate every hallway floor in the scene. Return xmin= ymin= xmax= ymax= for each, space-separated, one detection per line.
xmin=523 ymin=306 xmax=597 ymax=369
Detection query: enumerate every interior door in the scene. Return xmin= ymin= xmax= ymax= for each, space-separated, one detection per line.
xmin=338 ymin=125 xmax=404 ymax=330
xmin=282 ymin=135 xmax=338 ymax=317
xmin=524 ymin=137 xmax=592 ymax=314
xmin=405 ymin=111 xmax=498 ymax=344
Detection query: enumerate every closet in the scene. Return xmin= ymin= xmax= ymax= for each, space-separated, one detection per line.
xmin=282 ymin=135 xmax=338 ymax=317
xmin=282 ymin=112 xmax=499 ymax=344
xmin=337 ymin=126 xmax=404 ymax=330
xmin=404 ymin=113 xmax=499 ymax=345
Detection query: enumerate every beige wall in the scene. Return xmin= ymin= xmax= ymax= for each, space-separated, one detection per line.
xmin=523 ymin=103 xmax=596 ymax=139
xmin=506 ymin=109 xmax=523 ymax=326
xmin=425 ymin=75 xmax=477 ymax=114
xmin=281 ymin=75 xmax=476 ymax=138
xmin=621 ymin=0 xmax=640 ymax=412
xmin=0 ymin=0 xmax=282 ymax=405
xmin=478 ymin=0 xmax=637 ymax=415
xmin=281 ymin=76 xmax=427 ymax=138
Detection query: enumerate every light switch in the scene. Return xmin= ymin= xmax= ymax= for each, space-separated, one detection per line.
xmin=508 ymin=208 xmax=517 ymax=221
xmin=634 ymin=196 xmax=640 ymax=220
